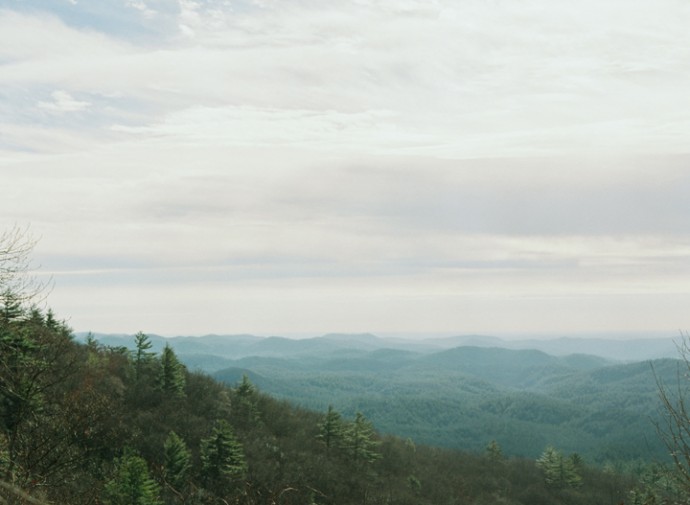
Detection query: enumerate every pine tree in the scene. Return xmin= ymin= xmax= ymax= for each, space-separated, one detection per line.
xmin=163 ymin=431 xmax=191 ymax=492
xmin=486 ymin=439 xmax=503 ymax=463
xmin=134 ymin=332 xmax=155 ymax=383
xmin=0 ymin=290 xmax=22 ymax=323
xmin=536 ymin=446 xmax=581 ymax=488
xmin=317 ymin=405 xmax=344 ymax=453
xmin=103 ymin=450 xmax=162 ymax=505
xmin=200 ymin=420 xmax=247 ymax=483
xmin=233 ymin=374 xmax=259 ymax=427
xmin=343 ymin=412 xmax=381 ymax=465
xmin=158 ymin=344 xmax=186 ymax=397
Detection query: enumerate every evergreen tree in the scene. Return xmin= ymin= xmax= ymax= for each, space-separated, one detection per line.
xmin=0 ymin=304 xmax=75 ymax=486
xmin=103 ymin=450 xmax=162 ymax=505
xmin=134 ymin=332 xmax=155 ymax=383
xmin=0 ymin=290 xmax=22 ymax=323
xmin=163 ymin=431 xmax=191 ymax=492
xmin=317 ymin=405 xmax=344 ymax=452
xmin=158 ymin=344 xmax=186 ymax=397
xmin=343 ymin=412 xmax=381 ymax=465
xmin=537 ymin=446 xmax=582 ymax=488
xmin=233 ymin=374 xmax=260 ymax=427
xmin=486 ymin=439 xmax=503 ymax=463
xmin=200 ymin=420 xmax=247 ymax=483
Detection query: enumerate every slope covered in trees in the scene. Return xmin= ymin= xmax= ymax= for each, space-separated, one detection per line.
xmin=207 ymin=346 xmax=678 ymax=463
xmin=1 ymin=301 xmax=681 ymax=504
xmin=84 ymin=332 xmax=681 ymax=463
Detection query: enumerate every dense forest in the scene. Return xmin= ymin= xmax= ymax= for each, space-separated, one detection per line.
xmin=0 ymin=300 xmax=687 ymax=504
xmin=89 ymin=332 xmax=683 ymax=463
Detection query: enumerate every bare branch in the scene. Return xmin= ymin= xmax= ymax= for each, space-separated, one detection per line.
xmin=654 ymin=331 xmax=690 ymax=491
xmin=0 ymin=225 xmax=51 ymax=308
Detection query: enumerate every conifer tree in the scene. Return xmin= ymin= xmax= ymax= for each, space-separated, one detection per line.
xmin=236 ymin=374 xmax=255 ymax=398
xmin=317 ymin=405 xmax=344 ymax=452
xmin=103 ymin=450 xmax=162 ymax=505
xmin=343 ymin=412 xmax=381 ymax=465
xmin=200 ymin=420 xmax=247 ymax=483
xmin=536 ymin=446 xmax=581 ymax=488
xmin=0 ymin=290 xmax=22 ymax=323
xmin=233 ymin=374 xmax=260 ymax=427
xmin=486 ymin=439 xmax=503 ymax=463
xmin=163 ymin=431 xmax=191 ymax=492
xmin=158 ymin=344 xmax=186 ymax=397
xmin=134 ymin=332 xmax=155 ymax=383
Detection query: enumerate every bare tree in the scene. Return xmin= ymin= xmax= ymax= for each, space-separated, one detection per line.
xmin=0 ymin=226 xmax=50 ymax=307
xmin=655 ymin=333 xmax=690 ymax=492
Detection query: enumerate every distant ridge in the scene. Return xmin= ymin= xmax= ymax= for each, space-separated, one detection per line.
xmin=76 ymin=331 xmax=680 ymax=365
xmin=77 ymin=330 xmax=683 ymax=461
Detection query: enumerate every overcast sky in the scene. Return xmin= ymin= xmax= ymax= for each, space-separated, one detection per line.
xmin=2 ymin=0 xmax=690 ymax=338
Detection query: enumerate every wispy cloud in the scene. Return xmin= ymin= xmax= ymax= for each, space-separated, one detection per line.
xmin=37 ymin=90 xmax=91 ymax=113
xmin=2 ymin=1 xmax=690 ymax=335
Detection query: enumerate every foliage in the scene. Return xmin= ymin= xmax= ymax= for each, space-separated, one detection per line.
xmin=211 ymin=346 xmax=676 ymax=463
xmin=163 ymin=431 xmax=191 ymax=492
xmin=134 ymin=331 xmax=156 ymax=383
xmin=342 ymin=411 xmax=381 ymax=465
xmin=317 ymin=405 xmax=344 ymax=452
xmin=103 ymin=450 xmax=162 ymax=505
xmin=200 ymin=420 xmax=247 ymax=482
xmin=158 ymin=344 xmax=186 ymax=397
xmin=0 ymin=316 xmax=660 ymax=505
xmin=536 ymin=446 xmax=582 ymax=489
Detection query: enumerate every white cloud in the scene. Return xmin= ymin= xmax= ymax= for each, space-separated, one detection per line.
xmin=125 ymin=0 xmax=157 ymax=18
xmin=3 ymin=1 xmax=690 ymax=334
xmin=37 ymin=90 xmax=91 ymax=113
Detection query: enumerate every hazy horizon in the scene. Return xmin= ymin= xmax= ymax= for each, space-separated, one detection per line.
xmin=76 ymin=328 xmax=680 ymax=342
xmin=3 ymin=1 xmax=690 ymax=337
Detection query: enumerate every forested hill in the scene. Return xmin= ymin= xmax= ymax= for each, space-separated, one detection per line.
xmin=81 ymin=332 xmax=682 ymax=463
xmin=208 ymin=345 xmax=680 ymax=463
xmin=2 ymin=311 xmax=684 ymax=504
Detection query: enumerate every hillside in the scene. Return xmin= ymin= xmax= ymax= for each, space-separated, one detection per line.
xmin=81 ymin=332 xmax=681 ymax=462
xmin=211 ymin=345 xmax=678 ymax=462
xmin=5 ymin=310 xmax=677 ymax=504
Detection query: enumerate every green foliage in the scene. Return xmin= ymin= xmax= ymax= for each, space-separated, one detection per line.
xmin=103 ymin=450 xmax=162 ymax=505
xmin=232 ymin=374 xmax=260 ymax=428
xmin=134 ymin=331 xmax=156 ymax=382
xmin=342 ymin=411 xmax=381 ymax=465
xmin=486 ymin=440 xmax=503 ymax=464
xmin=0 ymin=290 xmax=23 ymax=322
xmin=0 ymin=316 xmax=659 ymax=505
xmin=163 ymin=431 xmax=191 ymax=491
xmin=211 ymin=346 xmax=676 ymax=463
xmin=536 ymin=446 xmax=582 ymax=488
xmin=317 ymin=405 xmax=344 ymax=451
xmin=200 ymin=419 xmax=247 ymax=483
xmin=158 ymin=344 xmax=186 ymax=397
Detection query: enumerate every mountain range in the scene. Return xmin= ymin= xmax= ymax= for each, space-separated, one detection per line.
xmin=80 ymin=331 xmax=685 ymax=463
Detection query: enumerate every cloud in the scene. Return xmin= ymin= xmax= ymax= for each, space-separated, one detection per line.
xmin=125 ymin=0 xmax=157 ymax=18
xmin=37 ymin=90 xmax=91 ymax=113
xmin=3 ymin=1 xmax=690 ymax=334
xmin=4 ymin=1 xmax=690 ymax=157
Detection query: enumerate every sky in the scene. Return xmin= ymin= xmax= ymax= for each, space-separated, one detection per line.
xmin=2 ymin=0 xmax=690 ymax=338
